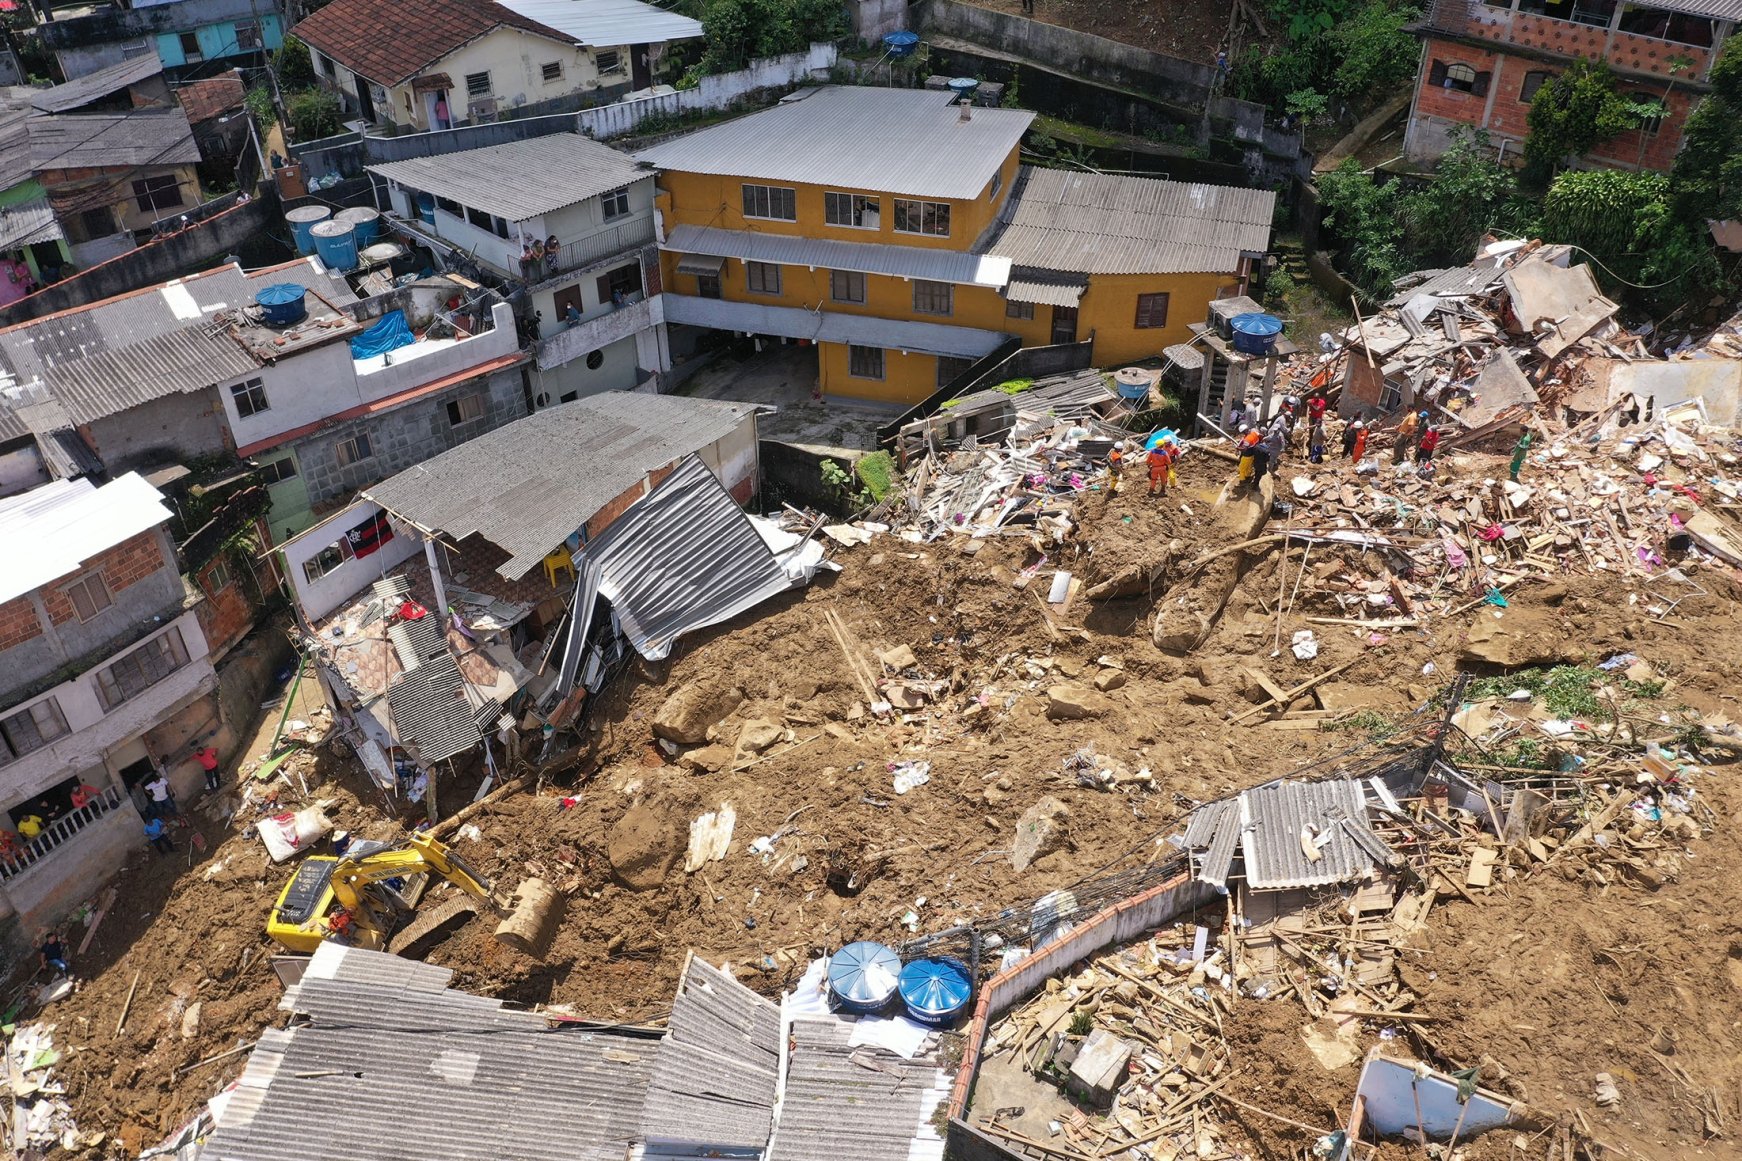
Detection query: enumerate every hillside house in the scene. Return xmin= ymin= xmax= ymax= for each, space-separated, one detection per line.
xmin=33 ymin=0 xmax=285 ymax=82
xmin=1405 ymin=0 xmax=1738 ymax=168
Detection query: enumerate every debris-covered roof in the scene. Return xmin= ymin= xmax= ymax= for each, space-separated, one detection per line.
xmin=203 ymin=942 xmax=658 ymax=1161
xmin=29 ymin=54 xmax=162 ymax=113
xmin=1180 ymin=776 xmax=1400 ymax=891
xmin=764 ymin=1016 xmax=950 ymax=1161
xmin=28 ymin=108 xmax=199 ymax=169
xmin=640 ymin=954 xmax=781 ymax=1149
xmin=990 ymin=166 xmax=1276 ymax=276
xmin=361 ymin=393 xmax=758 ymax=581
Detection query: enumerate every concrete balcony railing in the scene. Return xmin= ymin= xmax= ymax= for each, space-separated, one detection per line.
xmin=0 ymin=785 xmax=125 ymax=881
xmin=535 ymin=294 xmax=654 ymax=369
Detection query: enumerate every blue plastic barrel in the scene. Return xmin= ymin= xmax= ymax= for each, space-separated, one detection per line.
xmin=1230 ymin=313 xmax=1284 ymax=355
xmin=310 ymin=219 xmax=358 ymax=272
xmin=898 ymin=956 xmax=973 ymax=1026
xmin=285 ymin=204 xmax=331 ymax=255
xmin=335 ymin=206 xmax=381 ymax=247
xmin=827 ymin=941 xmax=902 ymax=1014
xmin=416 ymin=193 xmax=436 ymax=224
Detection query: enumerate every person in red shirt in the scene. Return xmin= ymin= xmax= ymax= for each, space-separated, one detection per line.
xmin=1307 ymin=394 xmax=1327 ymax=423
xmin=1416 ymin=426 xmax=1441 ymax=464
xmin=69 ymin=783 xmax=101 ymax=810
xmin=195 ymin=745 xmax=220 ymax=792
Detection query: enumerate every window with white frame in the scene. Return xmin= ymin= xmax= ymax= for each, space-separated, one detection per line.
xmin=824 ymin=192 xmax=880 ymax=229
xmin=848 ymin=344 xmax=884 ymax=379
xmin=203 ymin=559 xmax=231 ymax=594
xmin=301 ymin=538 xmax=353 ymax=584
xmin=465 ymin=71 xmax=492 ymax=98
xmin=746 ymin=261 xmax=781 ymax=295
xmin=64 ymin=572 xmax=112 ymax=621
xmin=334 ymin=433 xmax=373 ymax=467
xmin=912 ymin=280 xmax=953 ymax=316
xmin=742 ymin=184 xmax=797 ymax=221
xmin=893 ymin=199 xmax=951 ymax=236
xmin=600 ymin=186 xmax=631 ymax=220
xmin=95 ymin=628 xmax=190 ymax=710
xmin=230 ymin=377 xmax=268 ymax=418
xmin=0 ymin=697 xmax=68 ymax=759
xmin=988 ymin=170 xmax=1003 ymax=200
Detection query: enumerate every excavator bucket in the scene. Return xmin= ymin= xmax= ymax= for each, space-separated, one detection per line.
xmin=492 ymin=878 xmax=564 ymax=959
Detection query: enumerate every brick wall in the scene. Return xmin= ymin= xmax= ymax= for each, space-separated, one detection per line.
xmin=192 ymin=555 xmax=262 ymax=661
xmin=40 ymin=530 xmax=168 ymax=626
xmin=0 ymin=597 xmax=41 ymax=651
xmin=1439 ymin=10 xmax=1713 ymax=81
xmin=1414 ymin=35 xmax=1695 ymax=168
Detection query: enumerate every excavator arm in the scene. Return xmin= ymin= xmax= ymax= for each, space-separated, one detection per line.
xmin=326 ymin=833 xmax=501 ymax=914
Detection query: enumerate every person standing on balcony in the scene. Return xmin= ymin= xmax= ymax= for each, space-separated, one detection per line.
xmin=17 ymin=813 xmax=44 ymax=841
xmin=70 ymin=782 xmax=102 ymax=811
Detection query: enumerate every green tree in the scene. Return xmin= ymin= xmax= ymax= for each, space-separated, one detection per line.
xmin=275 ymin=36 xmax=317 ymax=89
xmin=699 ymin=0 xmax=847 ymax=74
xmin=1397 ymin=129 xmax=1514 ymax=267
xmin=1669 ymin=40 xmax=1742 ymax=227
xmin=1316 ymin=158 xmax=1405 ymax=298
xmin=1328 ymin=1 xmax=1422 ymax=99
xmin=286 ymin=89 xmax=342 ymax=141
xmin=1523 ymin=59 xmax=1634 ymax=183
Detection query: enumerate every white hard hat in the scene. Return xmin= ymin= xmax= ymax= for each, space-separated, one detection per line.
xmin=1114 ymin=441 xmax=1126 ymax=450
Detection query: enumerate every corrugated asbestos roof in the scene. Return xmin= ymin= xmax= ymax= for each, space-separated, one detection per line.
xmin=1240 ymin=779 xmax=1378 ymax=890
xmin=49 ymin=328 xmax=259 ymax=426
xmin=1006 ymin=273 xmax=1085 ymax=307
xmin=641 ymin=955 xmax=780 ymax=1148
xmin=28 ymin=108 xmax=199 ymax=168
xmin=0 ymin=473 xmax=169 ymax=604
xmin=204 ymin=944 xmax=658 ymax=1161
xmin=636 ymin=87 xmax=1033 ymax=201
xmin=1630 ymin=0 xmax=1742 ymax=18
xmin=386 ymin=653 xmax=481 ymax=762
xmin=1385 ymin=263 xmax=1506 ymax=307
xmin=990 ymin=166 xmax=1275 ymax=276
xmin=663 ymin=293 xmax=1009 ymax=359
xmin=765 ymin=1017 xmax=949 ymax=1161
xmin=940 ymin=368 xmax=1117 ymax=421
xmin=0 ymin=196 xmax=65 ymax=251
xmin=496 ymin=0 xmax=703 ymax=45
xmin=361 ymin=392 xmax=757 ymax=581
xmin=666 ymin=223 xmax=1011 ymax=288
xmin=29 ymin=53 xmax=163 ymax=113
xmin=576 ymin=454 xmax=796 ymax=661
xmin=368 ymin=134 xmax=650 ymax=222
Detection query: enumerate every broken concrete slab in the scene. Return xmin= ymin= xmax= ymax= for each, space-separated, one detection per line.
xmin=1460 ymin=608 xmax=1576 ymax=667
xmin=1046 ymin=683 xmax=1112 ymax=720
xmin=1011 ymin=796 xmax=1071 ymax=872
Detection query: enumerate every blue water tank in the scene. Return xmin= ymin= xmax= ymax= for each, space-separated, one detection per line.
xmin=898 ymin=956 xmax=973 ymax=1026
xmin=416 ymin=192 xmax=436 ymax=224
xmin=254 ymin=283 xmax=309 ymax=326
xmin=335 ymin=206 xmax=381 ymax=247
xmin=882 ymin=30 xmax=919 ymax=57
xmin=310 ymin=219 xmax=358 ymax=272
xmin=827 ymin=941 xmax=902 ymax=1014
xmin=285 ymin=204 xmax=331 ymax=255
xmin=1230 ymin=313 xmax=1284 ymax=355
xmin=947 ymin=77 xmax=979 ymax=102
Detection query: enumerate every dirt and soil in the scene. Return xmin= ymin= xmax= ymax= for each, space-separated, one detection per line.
xmin=26 ymin=444 xmax=1742 ymax=1158
xmin=961 ymin=0 xmax=1232 ymax=65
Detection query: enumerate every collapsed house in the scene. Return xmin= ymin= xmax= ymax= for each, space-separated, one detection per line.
xmin=279 ymin=393 xmax=777 ymax=791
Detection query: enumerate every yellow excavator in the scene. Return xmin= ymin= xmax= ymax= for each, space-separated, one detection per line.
xmin=266 ymin=831 xmax=562 ymax=958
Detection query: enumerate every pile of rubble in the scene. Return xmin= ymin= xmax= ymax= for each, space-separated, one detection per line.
xmin=4 ymin=1023 xmax=81 ymax=1154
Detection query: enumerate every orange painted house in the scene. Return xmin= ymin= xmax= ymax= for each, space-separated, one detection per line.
xmin=1403 ymin=0 xmax=1737 ymax=170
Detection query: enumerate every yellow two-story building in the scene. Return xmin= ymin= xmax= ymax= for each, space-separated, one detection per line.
xmin=639 ymin=86 xmax=1276 ymax=407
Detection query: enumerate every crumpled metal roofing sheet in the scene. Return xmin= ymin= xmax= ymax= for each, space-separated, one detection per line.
xmin=578 ymin=455 xmax=796 ymax=661
xmin=667 ymin=223 xmax=1011 ymax=288
xmin=204 ymin=945 xmax=657 ymax=1161
xmin=384 ymin=654 xmax=480 ymax=762
xmin=764 ymin=1017 xmax=949 ymax=1161
xmin=368 ymin=134 xmax=651 ymax=223
xmin=636 ymin=86 xmax=1033 ymax=201
xmin=991 ymin=166 xmax=1275 ymax=276
xmin=641 ymin=956 xmax=781 ymax=1148
xmin=1239 ymin=779 xmax=1377 ymax=889
xmin=361 ymin=392 xmax=756 ymax=582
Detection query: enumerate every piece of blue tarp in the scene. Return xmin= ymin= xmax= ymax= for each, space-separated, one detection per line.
xmin=349 ymin=310 xmax=415 ymax=360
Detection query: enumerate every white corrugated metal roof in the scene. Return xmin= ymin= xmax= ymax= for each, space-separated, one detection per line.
xmin=992 ymin=166 xmax=1275 ymax=276
xmin=0 ymin=474 xmax=170 ymax=604
xmin=369 ymin=133 xmax=651 ymax=222
xmin=1006 ymin=274 xmax=1084 ymax=306
xmin=636 ymin=87 xmax=1033 ymax=200
xmin=667 ymin=223 xmax=1011 ymax=287
xmin=495 ymin=0 xmax=703 ymax=45
xmin=663 ymin=293 xmax=1009 ymax=359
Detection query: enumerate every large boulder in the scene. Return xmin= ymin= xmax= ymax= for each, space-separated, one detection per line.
xmin=1047 ymin=684 xmax=1111 ymax=720
xmin=652 ymin=683 xmax=744 ymax=745
xmin=1461 ymin=608 xmax=1574 ymax=667
xmin=1011 ymin=797 xmax=1072 ymax=873
xmin=607 ymin=801 xmax=685 ymax=890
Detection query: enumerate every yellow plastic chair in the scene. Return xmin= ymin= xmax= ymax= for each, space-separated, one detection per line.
xmin=543 ymin=548 xmax=576 ymax=589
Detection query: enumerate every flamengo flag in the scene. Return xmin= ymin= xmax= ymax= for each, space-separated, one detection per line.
xmin=346 ymin=510 xmax=395 ymax=557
